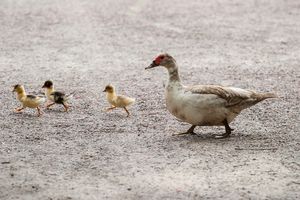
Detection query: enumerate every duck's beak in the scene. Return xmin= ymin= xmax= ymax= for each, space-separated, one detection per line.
xmin=145 ymin=61 xmax=158 ymax=70
xmin=103 ymin=89 xmax=106 ymax=92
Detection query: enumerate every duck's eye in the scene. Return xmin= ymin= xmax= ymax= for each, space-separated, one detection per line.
xmin=160 ymin=56 xmax=164 ymax=59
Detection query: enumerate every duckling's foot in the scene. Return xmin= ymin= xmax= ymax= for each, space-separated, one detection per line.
xmin=173 ymin=125 xmax=197 ymax=136
xmin=214 ymin=120 xmax=232 ymax=139
xmin=63 ymin=103 xmax=69 ymax=112
xmin=37 ymin=107 xmax=42 ymax=117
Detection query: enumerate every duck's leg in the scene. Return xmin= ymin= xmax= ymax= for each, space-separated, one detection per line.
xmin=36 ymin=107 xmax=42 ymax=117
xmin=123 ymin=107 xmax=130 ymax=117
xmin=63 ymin=103 xmax=69 ymax=112
xmin=214 ymin=119 xmax=233 ymax=139
xmin=173 ymin=125 xmax=197 ymax=136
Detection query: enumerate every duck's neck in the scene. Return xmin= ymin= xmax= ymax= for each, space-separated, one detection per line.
xmin=167 ymin=64 xmax=182 ymax=87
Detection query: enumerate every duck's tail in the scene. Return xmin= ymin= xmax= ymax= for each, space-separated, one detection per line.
xmin=231 ymin=91 xmax=278 ymax=112
xmin=260 ymin=92 xmax=278 ymax=100
xmin=251 ymin=92 xmax=278 ymax=104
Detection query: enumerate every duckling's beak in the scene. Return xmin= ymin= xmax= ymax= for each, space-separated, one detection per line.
xmin=145 ymin=61 xmax=158 ymax=70
xmin=103 ymin=89 xmax=106 ymax=92
xmin=42 ymin=84 xmax=46 ymax=88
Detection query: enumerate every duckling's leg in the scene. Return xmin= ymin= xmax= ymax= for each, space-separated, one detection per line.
xmin=214 ymin=119 xmax=233 ymax=139
xmin=63 ymin=103 xmax=69 ymax=112
xmin=46 ymin=102 xmax=55 ymax=109
xmin=36 ymin=107 xmax=42 ymax=117
xmin=15 ymin=107 xmax=25 ymax=112
xmin=123 ymin=107 xmax=130 ymax=117
xmin=106 ymin=106 xmax=116 ymax=111
xmin=173 ymin=125 xmax=197 ymax=136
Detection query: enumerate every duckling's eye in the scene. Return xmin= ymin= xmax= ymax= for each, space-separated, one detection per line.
xmin=160 ymin=56 xmax=165 ymax=59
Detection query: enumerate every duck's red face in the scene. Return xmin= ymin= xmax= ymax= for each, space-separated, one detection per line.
xmin=145 ymin=54 xmax=167 ymax=69
xmin=154 ymin=55 xmax=165 ymax=65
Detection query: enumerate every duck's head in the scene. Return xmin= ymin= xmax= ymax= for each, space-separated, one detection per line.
xmin=103 ymin=84 xmax=115 ymax=93
xmin=145 ymin=53 xmax=176 ymax=70
xmin=12 ymin=84 xmax=24 ymax=93
xmin=42 ymin=80 xmax=53 ymax=89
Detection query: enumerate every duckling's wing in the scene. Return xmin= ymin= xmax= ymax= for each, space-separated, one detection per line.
xmin=116 ymin=95 xmax=135 ymax=107
xmin=51 ymin=91 xmax=66 ymax=97
xmin=186 ymin=85 xmax=257 ymax=108
xmin=52 ymin=91 xmax=76 ymax=99
xmin=27 ymin=95 xmax=38 ymax=99
xmin=26 ymin=95 xmax=46 ymax=104
xmin=50 ymin=91 xmax=67 ymax=103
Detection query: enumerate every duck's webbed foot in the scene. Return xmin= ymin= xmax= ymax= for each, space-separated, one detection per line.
xmin=173 ymin=125 xmax=197 ymax=136
xmin=214 ymin=119 xmax=233 ymax=139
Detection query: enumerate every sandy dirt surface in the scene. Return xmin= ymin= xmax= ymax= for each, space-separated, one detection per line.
xmin=0 ymin=0 xmax=299 ymax=199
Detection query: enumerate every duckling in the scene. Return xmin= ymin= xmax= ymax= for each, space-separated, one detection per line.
xmin=145 ymin=53 xmax=277 ymax=138
xmin=103 ymin=84 xmax=135 ymax=117
xmin=42 ymin=80 xmax=70 ymax=112
xmin=12 ymin=84 xmax=45 ymax=117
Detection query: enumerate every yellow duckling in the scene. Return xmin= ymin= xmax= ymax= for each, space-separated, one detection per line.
xmin=103 ymin=84 xmax=135 ymax=117
xmin=12 ymin=84 xmax=46 ymax=117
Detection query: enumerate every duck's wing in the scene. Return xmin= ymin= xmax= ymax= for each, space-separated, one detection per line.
xmin=185 ymin=85 xmax=258 ymax=108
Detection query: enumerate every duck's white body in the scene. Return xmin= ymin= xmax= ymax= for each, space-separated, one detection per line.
xmin=165 ymin=82 xmax=250 ymax=126
xmin=146 ymin=53 xmax=277 ymax=137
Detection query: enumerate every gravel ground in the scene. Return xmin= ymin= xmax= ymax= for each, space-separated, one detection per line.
xmin=0 ymin=0 xmax=299 ymax=199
